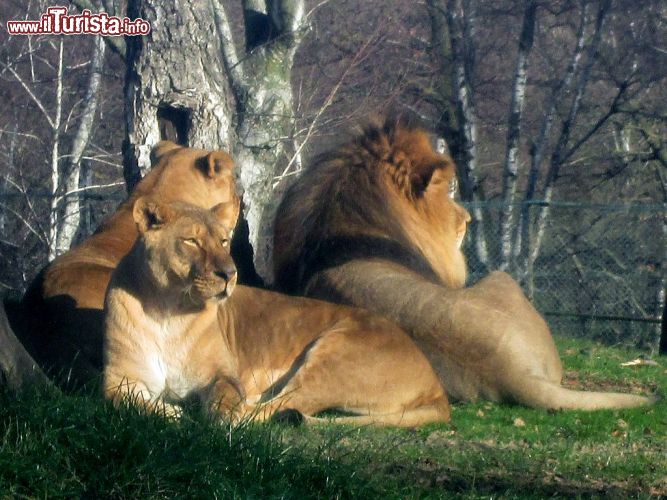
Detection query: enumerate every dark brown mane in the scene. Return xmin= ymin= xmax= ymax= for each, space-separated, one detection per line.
xmin=273 ymin=117 xmax=452 ymax=293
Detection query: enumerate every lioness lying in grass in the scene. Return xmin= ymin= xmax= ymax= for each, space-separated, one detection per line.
xmin=103 ymin=196 xmax=450 ymax=426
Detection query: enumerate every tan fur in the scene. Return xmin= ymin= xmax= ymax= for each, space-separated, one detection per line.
xmin=104 ymin=199 xmax=450 ymax=427
xmin=273 ymin=118 xmax=655 ymax=410
xmin=18 ymin=143 xmax=237 ymax=388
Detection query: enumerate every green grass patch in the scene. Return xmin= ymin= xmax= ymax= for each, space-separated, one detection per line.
xmin=1 ymin=337 xmax=665 ymax=498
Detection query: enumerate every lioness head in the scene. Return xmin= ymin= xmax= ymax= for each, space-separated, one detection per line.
xmin=132 ymin=141 xmax=238 ymax=210
xmin=132 ymin=196 xmax=241 ymax=306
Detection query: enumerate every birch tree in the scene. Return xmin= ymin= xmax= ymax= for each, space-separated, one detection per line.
xmin=427 ymin=0 xmax=490 ymax=270
xmin=425 ymin=0 xmax=661 ymax=274
xmin=524 ymin=0 xmax=614 ymax=281
xmin=2 ymin=31 xmax=109 ymax=259
xmin=55 ymin=35 xmax=106 ymax=255
xmin=513 ymin=1 xmax=592 ymax=276
xmin=497 ymin=0 xmax=537 ymax=271
xmin=1 ymin=2 xmax=120 ymax=275
xmin=124 ymin=0 xmax=307 ymax=282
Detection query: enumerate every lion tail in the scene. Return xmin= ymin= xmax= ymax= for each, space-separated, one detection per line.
xmin=510 ymin=377 xmax=657 ymax=411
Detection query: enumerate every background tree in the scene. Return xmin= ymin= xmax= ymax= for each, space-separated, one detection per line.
xmin=0 ymin=1 xmax=124 ymax=288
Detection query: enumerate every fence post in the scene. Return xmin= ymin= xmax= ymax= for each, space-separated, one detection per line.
xmin=660 ymin=287 xmax=666 ymax=355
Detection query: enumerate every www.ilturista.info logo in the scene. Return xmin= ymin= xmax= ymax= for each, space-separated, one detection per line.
xmin=6 ymin=6 xmax=151 ymax=36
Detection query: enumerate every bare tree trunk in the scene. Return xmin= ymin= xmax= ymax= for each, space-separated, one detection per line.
xmin=514 ymin=1 xmax=591 ymax=283
xmin=498 ymin=0 xmax=537 ymax=271
xmin=48 ymin=37 xmax=64 ymax=262
xmin=123 ymin=1 xmax=236 ymax=189
xmin=0 ymin=121 xmax=18 ymax=233
xmin=428 ymin=0 xmax=489 ymax=270
xmin=656 ymin=166 xmax=667 ymax=355
xmin=56 ymin=35 xmax=106 ymax=255
xmin=124 ymin=0 xmax=306 ymax=282
xmin=527 ymin=0 xmax=611 ymax=276
xmin=81 ymin=161 xmax=94 ymax=239
xmin=233 ymin=0 xmax=306 ymax=282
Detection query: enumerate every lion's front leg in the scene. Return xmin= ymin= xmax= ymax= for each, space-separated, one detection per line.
xmin=104 ymin=371 xmax=182 ymax=418
xmin=205 ymin=375 xmax=252 ymax=423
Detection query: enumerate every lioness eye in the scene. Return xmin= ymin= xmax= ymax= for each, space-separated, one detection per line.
xmin=182 ymin=238 xmax=198 ymax=247
xmin=221 ymin=239 xmax=229 ymax=248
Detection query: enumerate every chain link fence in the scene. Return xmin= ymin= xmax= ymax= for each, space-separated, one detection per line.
xmin=462 ymin=201 xmax=666 ymax=350
xmin=1 ymin=189 xmax=665 ymax=350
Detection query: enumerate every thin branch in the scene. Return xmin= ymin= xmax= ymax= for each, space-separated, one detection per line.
xmin=2 ymin=63 xmax=55 ymax=129
xmin=69 ymin=0 xmax=127 ymax=59
xmin=274 ymin=28 xmax=381 ymax=186
xmin=211 ymin=0 xmax=242 ymax=90
xmin=62 ymin=180 xmax=125 ymax=199
xmin=0 ymin=203 xmax=45 ymax=241
xmin=561 ymin=82 xmax=629 ymax=163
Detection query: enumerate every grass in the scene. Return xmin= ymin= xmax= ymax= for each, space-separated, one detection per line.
xmin=1 ymin=337 xmax=665 ymax=498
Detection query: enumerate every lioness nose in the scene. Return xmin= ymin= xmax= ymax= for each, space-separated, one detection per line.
xmin=214 ymin=263 xmax=237 ymax=282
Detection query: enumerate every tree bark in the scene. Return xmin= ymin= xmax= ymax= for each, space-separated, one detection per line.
xmin=428 ymin=0 xmax=489 ymax=271
xmin=56 ymin=35 xmax=106 ymax=255
xmin=124 ymin=0 xmax=306 ymax=282
xmin=527 ymin=0 xmax=611 ymax=277
xmin=123 ymin=1 xmax=236 ymax=189
xmin=657 ymin=165 xmax=667 ymax=355
xmin=498 ymin=0 xmax=537 ymax=271
xmin=514 ymin=1 xmax=590 ymax=283
xmin=48 ymin=38 xmax=64 ymax=262
xmin=0 ymin=121 xmax=18 ymax=233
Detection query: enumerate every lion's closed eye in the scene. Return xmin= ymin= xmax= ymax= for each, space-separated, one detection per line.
xmin=182 ymin=238 xmax=199 ymax=248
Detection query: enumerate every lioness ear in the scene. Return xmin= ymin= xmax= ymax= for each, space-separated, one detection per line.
xmin=133 ymin=196 xmax=174 ymax=233
xmin=150 ymin=141 xmax=181 ymax=164
xmin=199 ymin=150 xmax=234 ymax=179
xmin=211 ymin=197 xmax=240 ymax=230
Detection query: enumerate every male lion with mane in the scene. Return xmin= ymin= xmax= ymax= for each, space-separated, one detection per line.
xmin=104 ymin=197 xmax=450 ymax=426
xmin=15 ymin=142 xmax=237 ymax=388
xmin=273 ymin=117 xmax=654 ymax=410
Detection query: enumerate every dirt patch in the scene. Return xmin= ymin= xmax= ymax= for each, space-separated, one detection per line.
xmin=562 ymin=370 xmax=658 ymax=394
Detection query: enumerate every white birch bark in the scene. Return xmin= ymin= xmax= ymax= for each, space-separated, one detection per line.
xmin=233 ymin=0 xmax=306 ymax=282
xmin=432 ymin=0 xmax=489 ymax=268
xmin=514 ymin=1 xmax=591 ymax=278
xmin=55 ymin=35 xmax=106 ymax=255
xmin=527 ymin=0 xmax=611 ymax=275
xmin=0 ymin=122 xmax=18 ymax=233
xmin=498 ymin=0 xmax=537 ymax=271
xmin=48 ymin=38 xmax=64 ymax=262
xmin=655 ymin=166 xmax=667 ymax=354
